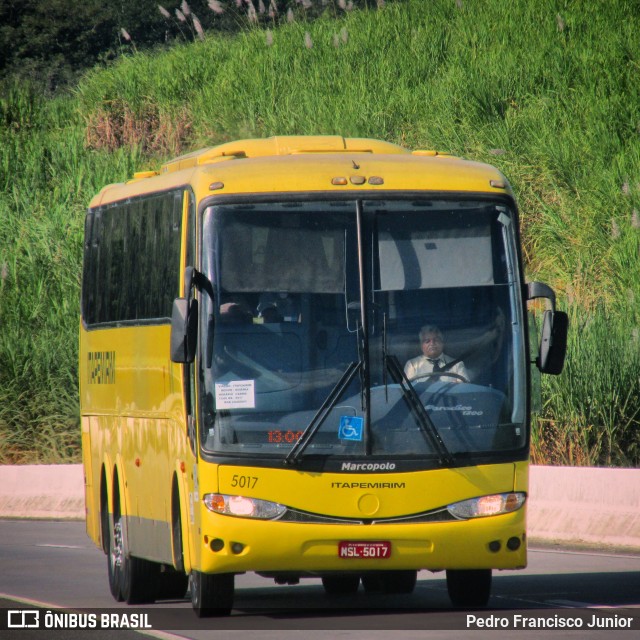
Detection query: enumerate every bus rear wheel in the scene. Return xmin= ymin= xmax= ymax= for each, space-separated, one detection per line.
xmin=190 ymin=571 xmax=234 ymax=617
xmin=361 ymin=571 xmax=417 ymax=594
xmin=157 ymin=569 xmax=189 ymax=600
xmin=383 ymin=570 xmax=417 ymax=594
xmin=105 ymin=510 xmax=124 ymax=602
xmin=322 ymin=574 xmax=360 ymax=595
xmin=120 ymin=552 xmax=160 ymax=604
xmin=116 ymin=518 xmax=159 ymax=605
xmin=446 ymin=569 xmax=492 ymax=607
xmin=109 ymin=493 xmax=158 ymax=605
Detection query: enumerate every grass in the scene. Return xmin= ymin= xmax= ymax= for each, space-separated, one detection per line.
xmin=1 ymin=0 xmax=639 ymax=465
xmin=532 ymin=310 xmax=640 ymax=467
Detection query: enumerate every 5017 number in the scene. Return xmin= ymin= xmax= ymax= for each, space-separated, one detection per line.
xmin=230 ymin=474 xmax=258 ymax=489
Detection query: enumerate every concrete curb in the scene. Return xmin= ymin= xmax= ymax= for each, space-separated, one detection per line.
xmin=0 ymin=464 xmax=85 ymax=520
xmin=0 ymin=464 xmax=639 ymax=550
xmin=528 ymin=465 xmax=640 ymax=550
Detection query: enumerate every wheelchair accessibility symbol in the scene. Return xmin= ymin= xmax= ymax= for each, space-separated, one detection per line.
xmin=339 ymin=416 xmax=364 ymax=441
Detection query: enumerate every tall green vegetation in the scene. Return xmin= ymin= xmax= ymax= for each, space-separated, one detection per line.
xmin=0 ymin=1 xmax=381 ymax=91
xmin=0 ymin=84 xmax=143 ymax=461
xmin=1 ymin=0 xmax=639 ymax=465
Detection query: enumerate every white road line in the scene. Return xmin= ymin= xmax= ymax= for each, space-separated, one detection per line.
xmin=529 ymin=547 xmax=640 ymax=560
xmin=0 ymin=591 xmax=63 ymax=610
xmin=546 ymin=599 xmax=604 ymax=608
xmin=549 ymin=600 xmax=640 ymax=610
xmin=35 ymin=544 xmax=86 ymax=549
xmin=492 ymin=593 xmax=551 ymax=607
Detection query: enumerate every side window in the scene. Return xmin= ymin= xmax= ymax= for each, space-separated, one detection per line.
xmin=137 ymin=197 xmax=151 ymax=319
xmin=143 ymin=197 xmax=159 ymax=318
xmin=96 ymin=210 xmax=110 ymax=324
xmin=126 ymin=199 xmax=142 ymax=320
xmin=84 ymin=189 xmax=184 ymax=326
xmin=109 ymin=205 xmax=127 ymax=321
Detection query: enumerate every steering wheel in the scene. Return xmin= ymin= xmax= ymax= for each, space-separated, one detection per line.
xmin=409 ymin=371 xmax=469 ymax=384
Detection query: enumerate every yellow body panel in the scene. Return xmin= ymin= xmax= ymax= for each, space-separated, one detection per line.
xmin=81 ymin=135 xmax=525 ymax=579
xmin=216 ymin=463 xmax=516 ymax=518
xmin=89 ymin=136 xmax=510 ymax=209
xmin=80 ymin=323 xmax=196 ymax=563
xmin=196 ymin=506 xmax=526 ymax=574
xmin=194 ymin=462 xmax=528 ymax=572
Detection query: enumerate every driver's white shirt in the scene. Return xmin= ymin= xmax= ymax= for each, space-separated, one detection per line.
xmin=404 ymin=354 xmax=469 ymax=382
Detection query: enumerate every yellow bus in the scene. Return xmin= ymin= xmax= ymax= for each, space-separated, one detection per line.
xmin=80 ymin=135 xmax=567 ymax=617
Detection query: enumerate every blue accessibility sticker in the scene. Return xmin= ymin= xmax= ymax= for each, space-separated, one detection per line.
xmin=338 ymin=416 xmax=364 ymax=441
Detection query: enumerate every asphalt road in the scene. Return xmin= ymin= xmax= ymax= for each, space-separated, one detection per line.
xmin=0 ymin=519 xmax=638 ymax=639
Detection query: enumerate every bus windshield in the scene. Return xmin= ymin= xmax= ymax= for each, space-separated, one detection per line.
xmin=199 ymin=198 xmax=527 ymax=466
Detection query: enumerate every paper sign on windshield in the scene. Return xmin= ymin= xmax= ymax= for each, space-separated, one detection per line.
xmin=215 ymin=380 xmax=256 ymax=409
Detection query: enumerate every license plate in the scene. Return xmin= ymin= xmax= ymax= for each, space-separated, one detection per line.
xmin=338 ymin=541 xmax=391 ymax=559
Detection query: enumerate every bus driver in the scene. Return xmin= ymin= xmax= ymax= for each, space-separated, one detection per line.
xmin=404 ymin=325 xmax=469 ymax=383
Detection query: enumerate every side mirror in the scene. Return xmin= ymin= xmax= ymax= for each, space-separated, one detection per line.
xmin=527 ymin=281 xmax=568 ymax=375
xmin=183 ymin=266 xmax=195 ymax=298
xmin=170 ymin=297 xmax=198 ymax=363
xmin=171 ymin=266 xmax=213 ymax=363
xmin=538 ymin=309 xmax=568 ymax=375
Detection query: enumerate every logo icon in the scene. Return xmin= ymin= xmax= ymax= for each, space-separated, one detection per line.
xmin=338 ymin=416 xmax=364 ymax=441
xmin=8 ymin=610 xmax=39 ymax=628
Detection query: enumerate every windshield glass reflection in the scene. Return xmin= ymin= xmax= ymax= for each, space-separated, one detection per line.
xmin=198 ymin=199 xmax=526 ymax=465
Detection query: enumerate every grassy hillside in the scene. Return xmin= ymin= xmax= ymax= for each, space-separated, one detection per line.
xmin=1 ymin=0 xmax=639 ymax=465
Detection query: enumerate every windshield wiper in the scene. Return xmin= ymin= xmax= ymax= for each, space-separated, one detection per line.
xmin=284 ymin=361 xmax=361 ymax=465
xmin=286 ymin=201 xmax=374 ymax=465
xmin=384 ymin=354 xmax=454 ymax=466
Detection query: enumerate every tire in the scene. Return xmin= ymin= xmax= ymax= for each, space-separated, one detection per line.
xmin=110 ymin=495 xmax=158 ymax=605
xmin=446 ymin=569 xmax=492 ymax=607
xmin=157 ymin=484 xmax=188 ymax=600
xmin=361 ymin=571 xmax=417 ymax=594
xmin=322 ymin=574 xmax=360 ymax=595
xmin=190 ymin=571 xmax=234 ymax=617
xmin=120 ymin=551 xmax=160 ymax=604
xmin=106 ymin=510 xmax=124 ymax=602
xmin=380 ymin=570 xmax=417 ymax=594
xmin=157 ymin=570 xmax=189 ymax=601
xmin=361 ymin=573 xmax=383 ymax=593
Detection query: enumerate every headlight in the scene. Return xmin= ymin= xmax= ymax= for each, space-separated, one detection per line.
xmin=447 ymin=492 xmax=526 ymax=519
xmin=203 ymin=493 xmax=286 ymax=520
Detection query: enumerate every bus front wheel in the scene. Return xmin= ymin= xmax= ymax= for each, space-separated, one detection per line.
xmin=446 ymin=569 xmax=492 ymax=607
xmin=190 ymin=571 xmax=234 ymax=617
